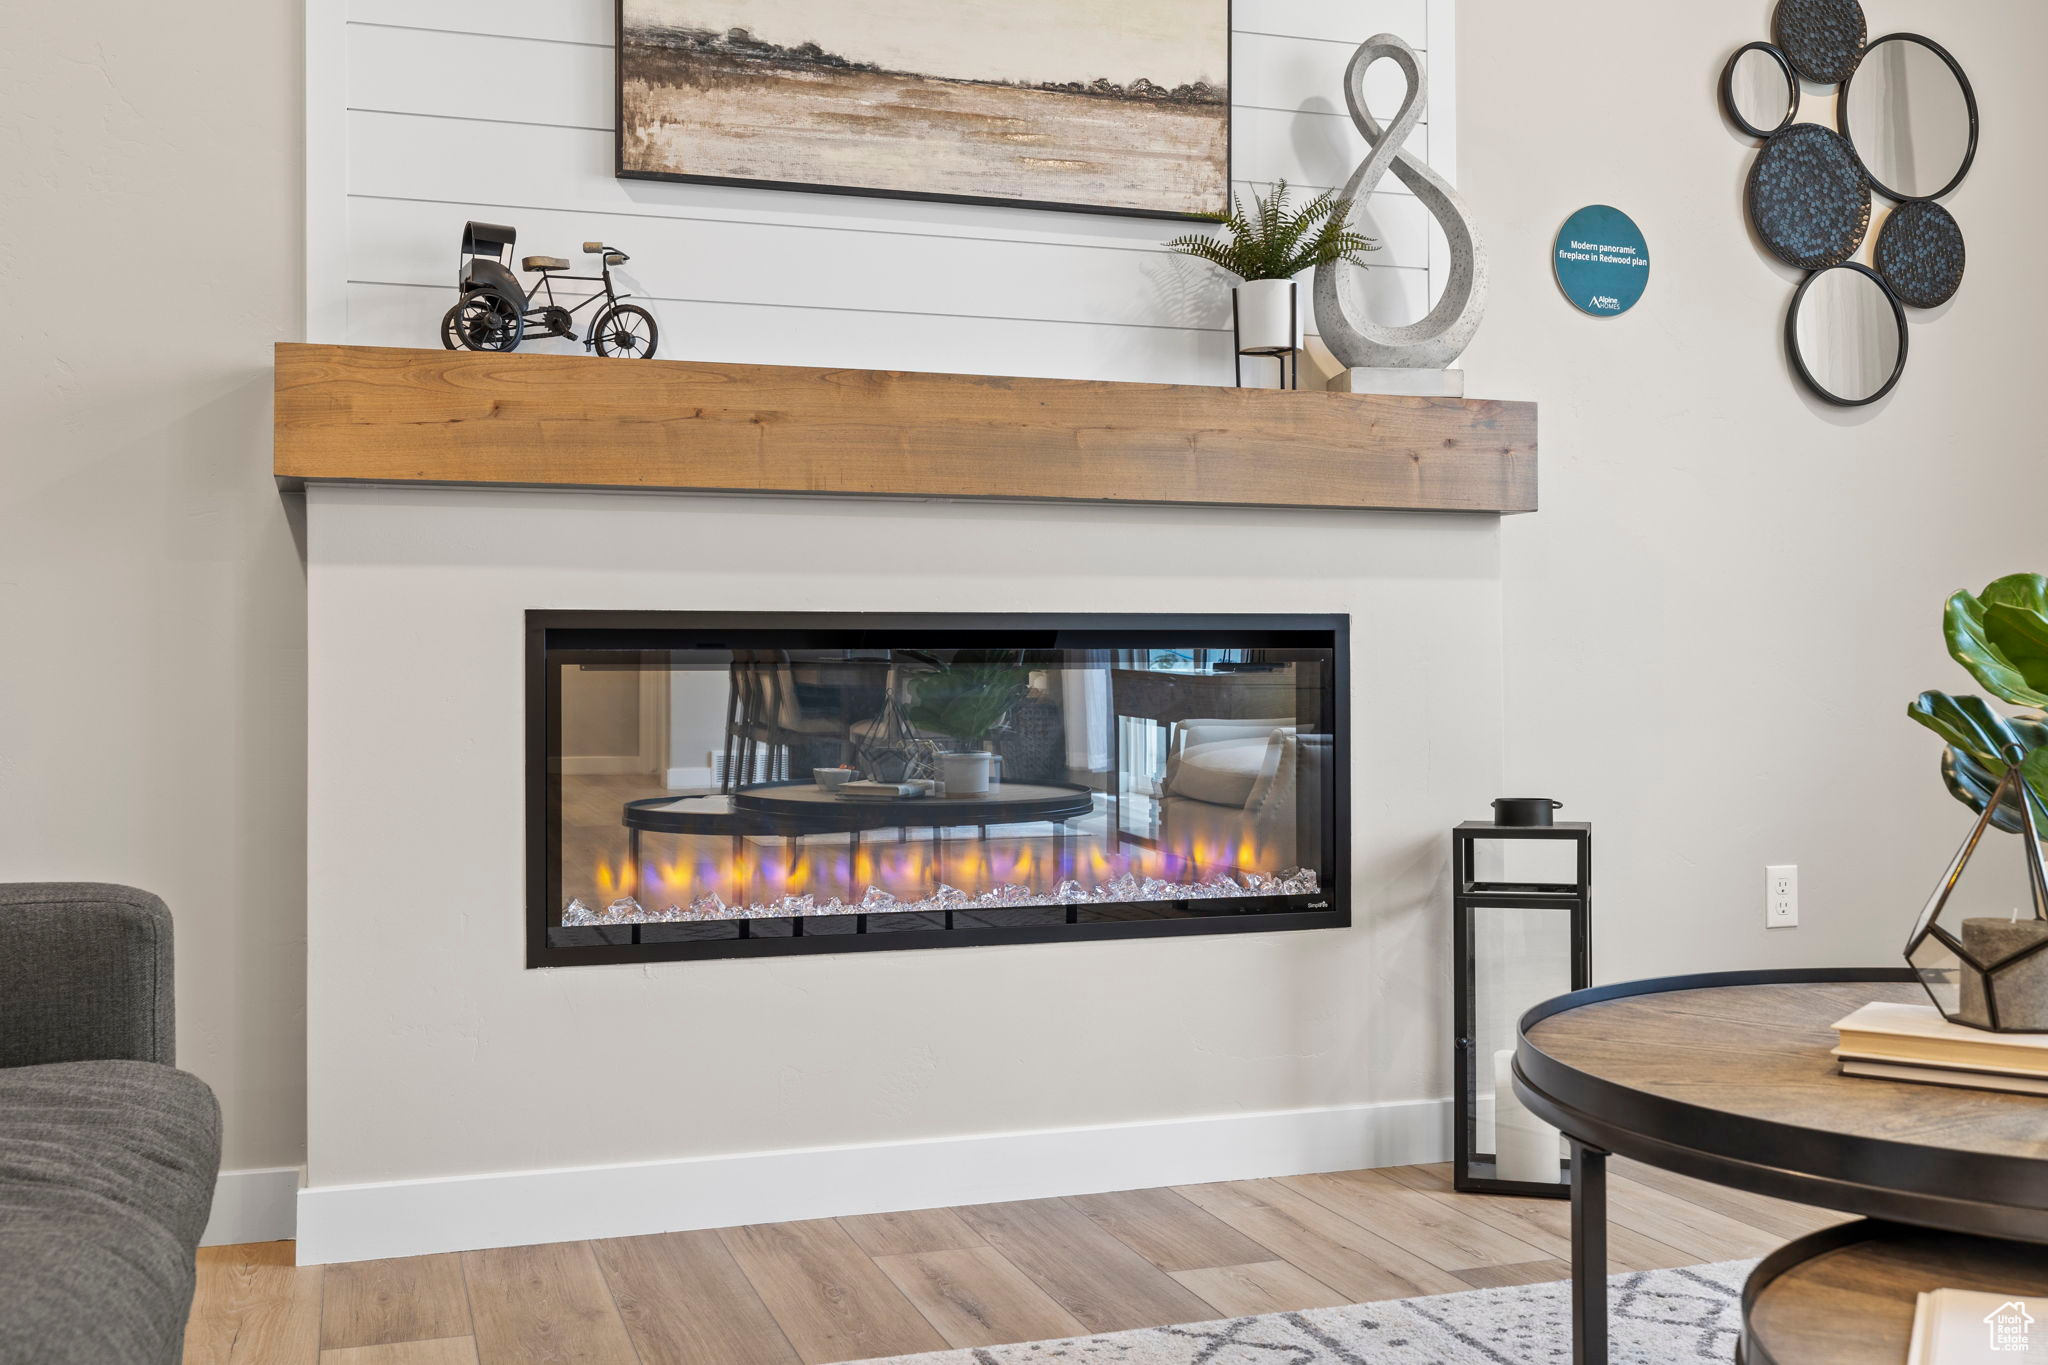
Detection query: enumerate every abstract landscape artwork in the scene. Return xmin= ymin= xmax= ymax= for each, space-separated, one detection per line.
xmin=618 ymin=0 xmax=1231 ymax=219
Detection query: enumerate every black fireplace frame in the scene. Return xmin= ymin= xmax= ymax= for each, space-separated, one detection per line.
xmin=526 ymin=611 xmax=1350 ymax=968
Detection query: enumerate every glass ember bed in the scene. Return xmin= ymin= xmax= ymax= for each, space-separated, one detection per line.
xmin=528 ymin=613 xmax=1347 ymax=966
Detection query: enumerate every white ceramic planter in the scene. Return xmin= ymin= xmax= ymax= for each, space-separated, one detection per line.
xmin=940 ymin=750 xmax=995 ymax=795
xmin=1233 ymin=278 xmax=1302 ymax=355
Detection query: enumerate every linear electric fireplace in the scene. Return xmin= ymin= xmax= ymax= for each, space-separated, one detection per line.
xmin=527 ymin=613 xmax=1347 ymax=966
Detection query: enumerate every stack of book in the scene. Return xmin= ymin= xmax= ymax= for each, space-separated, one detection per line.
xmin=1908 ymin=1287 xmax=2048 ymax=1362
xmin=1833 ymin=1002 xmax=2048 ymax=1095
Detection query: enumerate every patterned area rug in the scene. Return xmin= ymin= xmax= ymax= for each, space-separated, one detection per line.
xmin=850 ymin=1261 xmax=1753 ymax=1365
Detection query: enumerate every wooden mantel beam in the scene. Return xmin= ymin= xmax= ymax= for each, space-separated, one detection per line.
xmin=273 ymin=344 xmax=1537 ymax=514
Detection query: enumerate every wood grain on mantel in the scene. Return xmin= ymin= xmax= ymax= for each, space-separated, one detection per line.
xmin=273 ymin=344 xmax=1538 ymax=514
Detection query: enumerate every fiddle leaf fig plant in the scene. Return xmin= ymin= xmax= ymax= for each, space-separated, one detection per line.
xmin=1911 ymin=573 xmax=2048 ymax=831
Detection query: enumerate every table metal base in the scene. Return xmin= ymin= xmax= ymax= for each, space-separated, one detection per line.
xmin=1569 ymin=1138 xmax=1609 ymax=1365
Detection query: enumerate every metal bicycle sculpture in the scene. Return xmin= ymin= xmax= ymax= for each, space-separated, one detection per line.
xmin=441 ymin=221 xmax=659 ymax=358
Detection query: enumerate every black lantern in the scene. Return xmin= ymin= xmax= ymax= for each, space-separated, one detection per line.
xmin=1453 ymin=813 xmax=1592 ymax=1197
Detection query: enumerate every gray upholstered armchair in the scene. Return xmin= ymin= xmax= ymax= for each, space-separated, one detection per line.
xmin=0 ymin=883 xmax=223 ymax=1365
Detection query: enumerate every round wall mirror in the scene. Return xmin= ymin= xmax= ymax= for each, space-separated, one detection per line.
xmin=1840 ymin=34 xmax=1978 ymax=201
xmin=1787 ymin=263 xmax=1907 ymax=406
xmin=1723 ymin=43 xmax=1798 ymax=139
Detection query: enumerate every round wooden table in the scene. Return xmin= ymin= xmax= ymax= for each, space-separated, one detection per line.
xmin=1514 ymin=969 xmax=2048 ymax=1364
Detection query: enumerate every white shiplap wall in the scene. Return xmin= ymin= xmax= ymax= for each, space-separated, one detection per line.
xmin=313 ymin=0 xmax=1453 ymax=385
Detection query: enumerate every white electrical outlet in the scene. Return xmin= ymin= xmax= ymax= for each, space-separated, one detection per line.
xmin=1767 ymin=865 xmax=1799 ymax=928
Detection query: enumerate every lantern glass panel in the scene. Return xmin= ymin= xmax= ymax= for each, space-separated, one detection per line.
xmin=1469 ymin=837 xmax=1583 ymax=893
xmin=1471 ymin=902 xmax=1573 ymax=1179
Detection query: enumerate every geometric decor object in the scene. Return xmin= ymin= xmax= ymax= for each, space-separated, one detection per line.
xmin=1875 ymin=200 xmax=1968 ymax=309
xmin=614 ymin=1 xmax=1232 ymax=221
xmin=1451 ymin=817 xmax=1591 ymax=1198
xmin=1747 ymin=123 xmax=1872 ymax=271
xmin=1313 ymin=34 xmax=1487 ymax=372
xmin=1773 ymin=0 xmax=1868 ymax=83
xmin=848 ymin=663 xmax=930 ymax=786
xmin=1905 ymin=761 xmax=2048 ymax=1032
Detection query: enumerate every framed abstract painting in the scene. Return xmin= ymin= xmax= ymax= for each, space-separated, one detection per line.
xmin=616 ymin=0 xmax=1232 ymax=221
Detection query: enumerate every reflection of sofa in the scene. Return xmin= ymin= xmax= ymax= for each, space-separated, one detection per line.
xmin=1159 ymin=719 xmax=1328 ymax=871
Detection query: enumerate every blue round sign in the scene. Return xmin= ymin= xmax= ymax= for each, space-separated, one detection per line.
xmin=1553 ymin=206 xmax=1651 ymax=317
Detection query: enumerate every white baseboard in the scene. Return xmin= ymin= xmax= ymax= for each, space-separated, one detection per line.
xmin=203 ymin=1167 xmax=302 ymax=1247
xmin=664 ymin=764 xmax=714 ymax=790
xmin=296 ymin=1097 xmax=1450 ymax=1265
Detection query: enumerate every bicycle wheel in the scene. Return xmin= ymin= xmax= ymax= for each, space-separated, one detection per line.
xmin=441 ymin=289 xmax=525 ymax=352
xmin=589 ymin=304 xmax=658 ymax=359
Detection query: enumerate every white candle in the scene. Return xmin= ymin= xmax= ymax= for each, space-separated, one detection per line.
xmin=1494 ymin=1048 xmax=1562 ymax=1184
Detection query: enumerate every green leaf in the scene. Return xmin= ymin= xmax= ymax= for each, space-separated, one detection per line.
xmin=1927 ymin=707 xmax=2048 ymax=829
xmin=2026 ymin=746 xmax=2048 ymax=827
xmin=1986 ymin=601 xmax=2048 ymax=694
xmin=1907 ymin=691 xmax=2027 ymax=769
xmin=1164 ymin=180 xmax=1379 ymax=282
xmin=1946 ymin=576 xmax=2048 ymax=708
xmin=1946 ymin=746 xmax=2031 ymax=834
xmin=903 ymin=662 xmax=1030 ymax=747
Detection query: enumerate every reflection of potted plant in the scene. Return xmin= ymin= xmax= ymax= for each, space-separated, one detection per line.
xmin=1166 ymin=180 xmax=1378 ymax=359
xmin=905 ymin=657 xmax=1030 ymax=794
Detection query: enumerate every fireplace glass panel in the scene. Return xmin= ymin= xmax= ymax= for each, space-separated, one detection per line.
xmin=531 ymin=614 xmax=1346 ymax=965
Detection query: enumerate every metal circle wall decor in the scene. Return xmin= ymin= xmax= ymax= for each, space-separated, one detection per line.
xmin=1723 ymin=8 xmax=1976 ymax=407
xmin=1786 ymin=263 xmax=1908 ymax=408
xmin=1773 ymin=0 xmax=1868 ymax=84
xmin=1747 ymin=123 xmax=1871 ymax=271
xmin=1722 ymin=42 xmax=1799 ymax=141
xmin=1875 ymin=201 xmax=1967 ymax=309
xmin=1840 ymin=34 xmax=1979 ymax=203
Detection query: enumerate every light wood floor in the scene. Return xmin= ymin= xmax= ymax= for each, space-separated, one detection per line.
xmin=185 ymin=1160 xmax=1841 ymax=1365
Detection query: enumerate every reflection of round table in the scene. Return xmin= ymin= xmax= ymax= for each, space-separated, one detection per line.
xmin=621 ymin=781 xmax=1098 ymax=928
xmin=1513 ymin=969 xmax=2048 ymax=1365
xmin=730 ymin=781 xmax=1095 ymax=832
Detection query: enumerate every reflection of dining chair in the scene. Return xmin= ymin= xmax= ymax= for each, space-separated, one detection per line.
xmin=721 ymin=654 xmax=880 ymax=791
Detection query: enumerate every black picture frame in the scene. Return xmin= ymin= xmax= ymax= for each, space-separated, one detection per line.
xmin=1837 ymin=32 xmax=1980 ymax=205
xmin=612 ymin=0 xmax=1235 ymax=223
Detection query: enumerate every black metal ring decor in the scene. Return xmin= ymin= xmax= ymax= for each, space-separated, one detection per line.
xmin=1721 ymin=42 xmax=1799 ymax=141
xmin=1839 ymin=33 xmax=1980 ymax=204
xmin=1747 ymin=123 xmax=1871 ymax=271
xmin=1875 ymin=201 xmax=1967 ymax=309
xmin=1773 ymin=0 xmax=1868 ymax=84
xmin=1786 ymin=263 xmax=1908 ymax=408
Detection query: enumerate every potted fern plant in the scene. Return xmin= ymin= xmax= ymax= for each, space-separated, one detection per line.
xmin=1167 ymin=180 xmax=1378 ymax=363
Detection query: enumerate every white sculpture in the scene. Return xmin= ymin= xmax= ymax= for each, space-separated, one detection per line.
xmin=1314 ymin=35 xmax=1487 ymax=372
